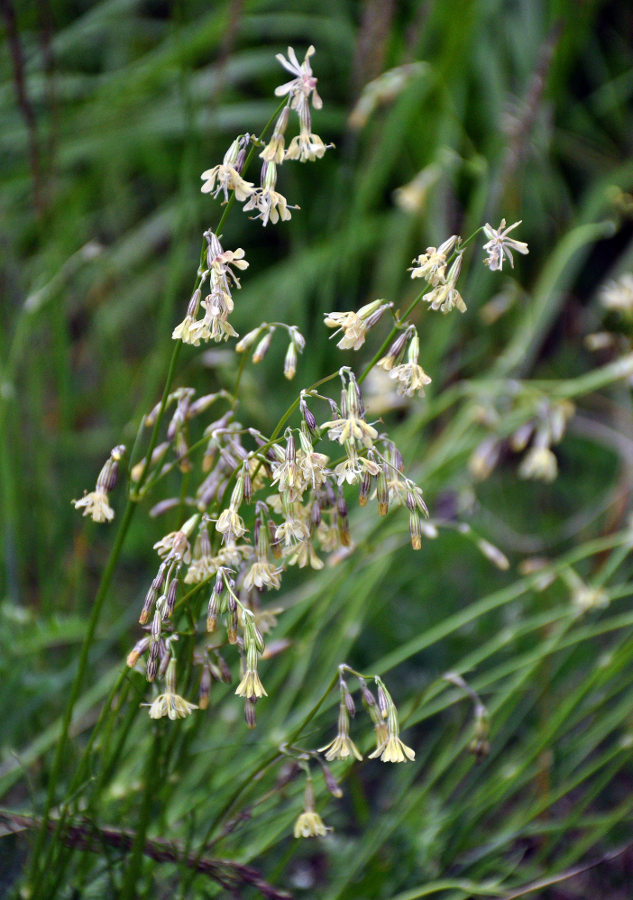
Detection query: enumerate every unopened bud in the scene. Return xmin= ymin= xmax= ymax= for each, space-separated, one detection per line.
xmin=359 ymin=471 xmax=371 ymax=506
xmin=409 ymin=509 xmax=422 ymax=550
xmin=236 ymin=326 xmax=264 ymax=353
xmin=158 ymin=645 xmax=172 ymax=681
xmin=126 ymin=637 xmax=150 ymax=668
xmin=376 ymin=684 xmax=390 ymax=718
xmin=199 ymin=665 xmax=211 ymax=710
xmin=342 ymin=682 xmax=356 ymax=717
xmin=164 ymin=578 xmax=178 ymax=618
xmin=244 ymin=698 xmax=257 ymax=729
xmin=227 ymin=608 xmax=238 ymax=644
xmin=252 ymin=329 xmax=274 ymax=363
xmin=377 ymin=467 xmax=389 ymax=516
xmin=284 ymin=341 xmax=298 ymax=380
xmin=216 ymin=653 xmax=232 ymax=683
xmin=322 ymin=764 xmax=343 ymax=798
xmin=207 ymin=593 xmax=219 ymax=632
xmin=301 ymin=400 xmax=317 ymax=433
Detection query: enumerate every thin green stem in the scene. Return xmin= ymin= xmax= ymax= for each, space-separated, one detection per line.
xmin=27 ymin=499 xmax=137 ymax=892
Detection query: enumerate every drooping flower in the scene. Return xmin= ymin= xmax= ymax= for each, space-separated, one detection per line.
xmin=243 ymin=559 xmax=282 ymax=591
xmin=368 ymin=688 xmax=415 ymax=763
xmin=388 ymin=334 xmax=432 ymax=397
xmin=293 ymin=776 xmax=331 ymax=839
xmin=143 ymin=658 xmax=198 ymax=720
xmin=72 ymin=490 xmax=114 ymax=523
xmin=146 ymin=691 xmax=199 ymax=720
xmin=242 ymin=164 xmax=296 ymax=226
xmin=235 ymin=643 xmax=267 ymax=699
xmin=518 ymin=445 xmax=558 ymax=482
xmin=410 ymin=235 xmax=458 ymax=285
xmin=319 ymin=703 xmax=363 ymax=761
xmin=200 ymin=137 xmax=254 ymax=203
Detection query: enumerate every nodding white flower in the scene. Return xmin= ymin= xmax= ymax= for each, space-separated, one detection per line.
xmin=319 ymin=704 xmax=363 ymax=761
xmin=293 ymin=777 xmax=331 ymax=839
xmin=600 ymin=273 xmax=633 ymax=314
xmin=197 ymin=290 xmax=239 ymax=343
xmin=368 ymin=703 xmax=415 ymax=763
xmin=322 ymin=414 xmax=378 ymax=449
xmin=201 ymin=138 xmax=254 ymax=203
xmin=172 ymin=314 xmax=201 ymax=344
xmin=235 ymin=644 xmax=267 ymax=699
xmin=143 ymin=658 xmax=198 ymax=720
xmin=243 ymin=559 xmax=282 ymax=591
xmin=72 ymin=490 xmax=114 ymax=523
xmin=422 ymin=253 xmax=466 ymax=314
xmin=389 ymin=362 xmax=432 ymax=397
xmin=201 ymin=165 xmax=254 ymax=203
xmin=482 ymin=219 xmax=529 ymax=271
xmin=274 ymin=45 xmax=323 ymax=111
xmin=410 ymin=235 xmax=458 ymax=285
xmin=153 ymin=529 xmax=193 ymax=563
xmin=285 ymin=131 xmax=331 ymax=162
xmin=518 ymin=445 xmax=558 ymax=482
xmin=286 ymin=537 xmax=324 ymax=569
xmin=216 ymin=507 xmax=247 ymax=542
xmin=297 ymin=449 xmax=330 ymax=490
xmin=388 ymin=334 xmax=431 ymax=397
xmin=145 ymin=692 xmax=198 ymax=720
xmin=275 ymin=514 xmax=309 ymax=547
xmin=235 ymin=667 xmax=268 ymax=699
xmin=208 ymin=247 xmax=249 ymax=288
xmin=333 ymin=445 xmax=380 ymax=486
xmin=242 ymin=185 xmax=295 ymax=227
xmin=293 ymin=810 xmax=330 ymax=839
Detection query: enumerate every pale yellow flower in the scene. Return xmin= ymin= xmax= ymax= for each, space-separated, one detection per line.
xmin=145 ymin=692 xmax=198 ymax=720
xmin=322 ymin=415 xmax=378 ymax=449
xmin=389 ymin=362 xmax=432 ymax=397
xmin=285 ymin=131 xmax=331 ymax=162
xmin=320 ymin=705 xmax=363 ymax=761
xmin=235 ymin=667 xmax=267 ymax=699
xmin=286 ymin=538 xmax=324 ymax=569
xmin=323 ymin=311 xmax=366 ymax=350
xmin=243 ymin=186 xmax=295 ymax=227
xmin=153 ymin=529 xmax=192 ymax=563
xmin=369 ymin=733 xmax=415 ymax=763
xmin=293 ymin=811 xmax=330 ymax=839
xmin=410 ymin=235 xmax=458 ymax=285
xmin=518 ymin=446 xmax=558 ymax=482
xmin=216 ymin=507 xmax=247 ymax=541
xmin=200 ymin=164 xmax=254 ymax=203
xmin=71 ymin=490 xmax=114 ymax=523
xmin=243 ymin=559 xmax=282 ymax=591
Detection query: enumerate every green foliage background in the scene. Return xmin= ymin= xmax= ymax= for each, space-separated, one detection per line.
xmin=2 ymin=0 xmax=633 ymax=897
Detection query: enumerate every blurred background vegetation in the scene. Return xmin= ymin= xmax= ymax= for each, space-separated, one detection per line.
xmin=2 ymin=0 xmax=633 ymax=897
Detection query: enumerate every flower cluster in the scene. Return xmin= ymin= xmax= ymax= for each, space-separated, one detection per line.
xmin=469 ymin=395 xmax=574 ymax=485
xmin=172 ymin=231 xmax=247 ymax=345
xmin=70 ymin=43 xmax=539 ymax=846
